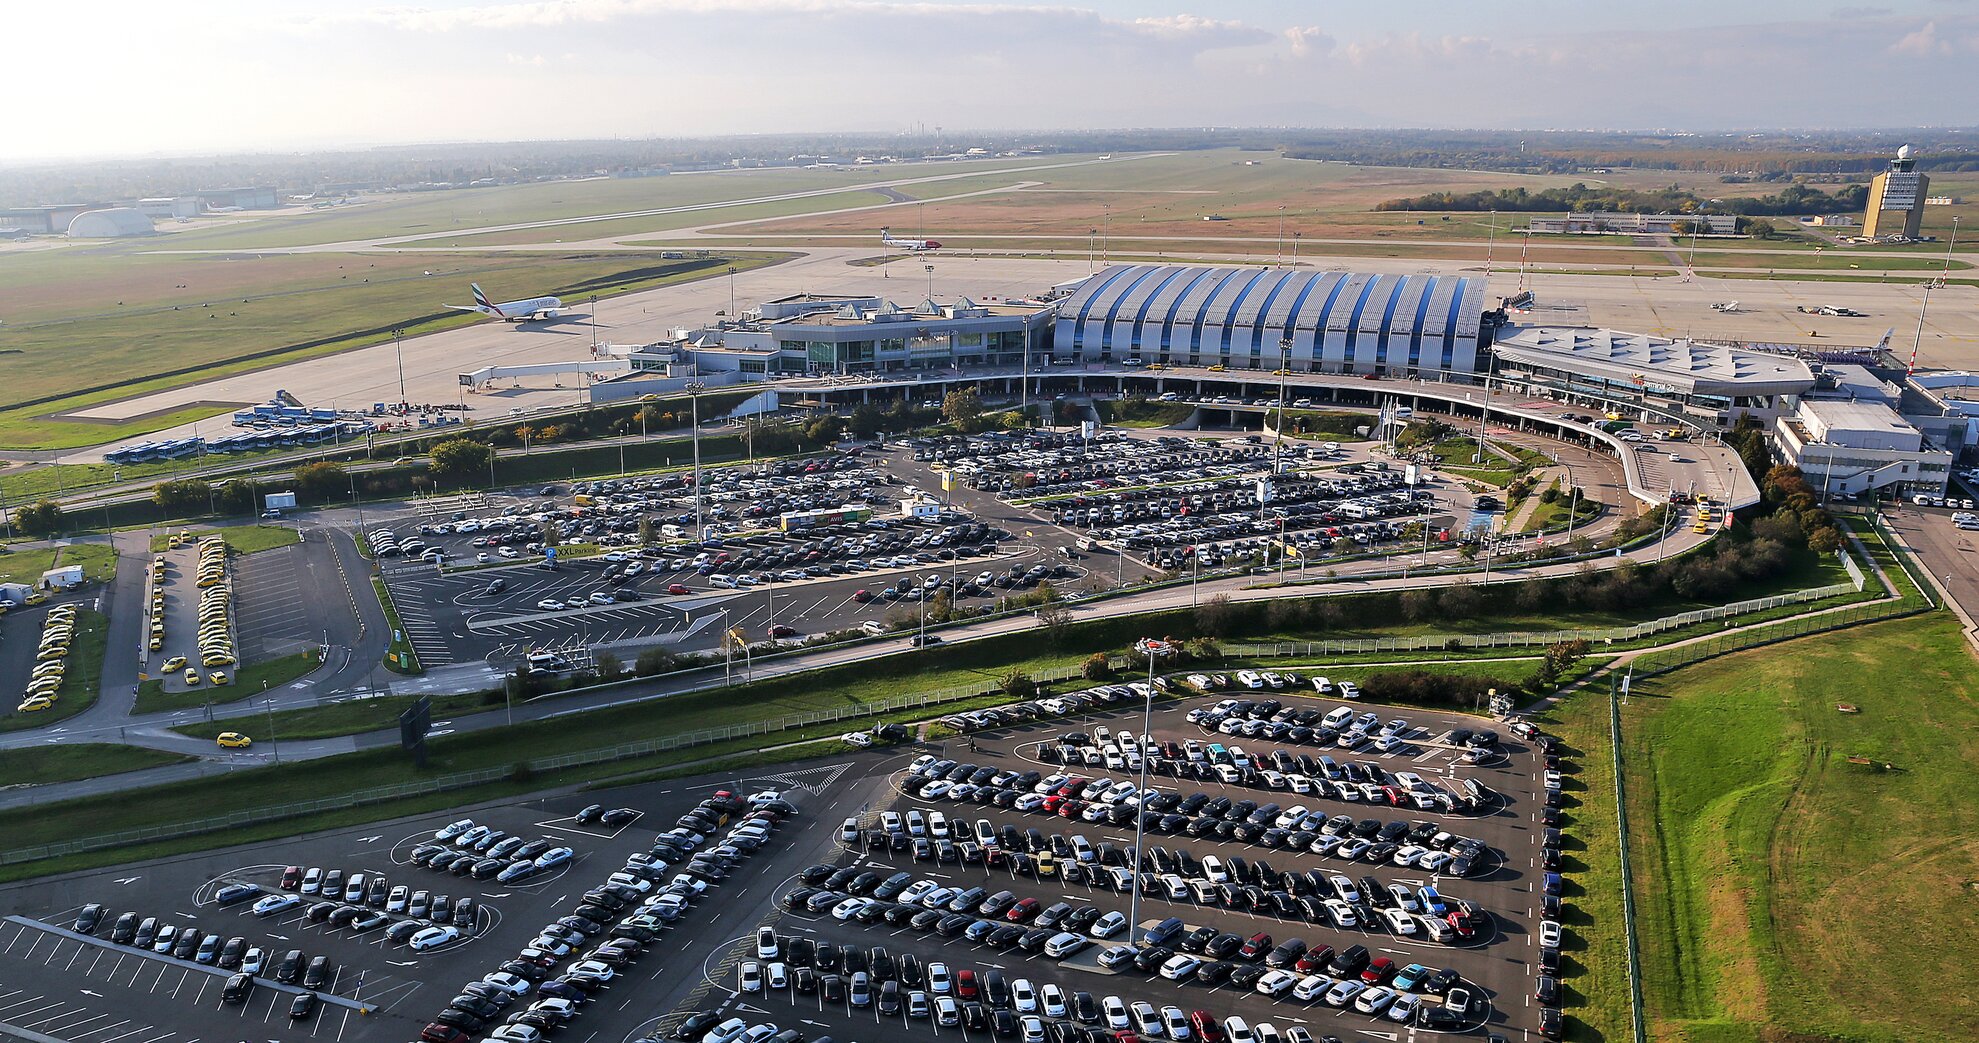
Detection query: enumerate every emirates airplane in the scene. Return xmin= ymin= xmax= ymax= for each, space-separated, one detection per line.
xmin=880 ymin=227 xmax=941 ymax=252
xmin=445 ymin=282 xmax=565 ymax=322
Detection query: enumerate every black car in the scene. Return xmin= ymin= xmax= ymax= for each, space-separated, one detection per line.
xmin=1423 ymin=967 xmax=1461 ymax=995
xmin=288 ymin=993 xmax=318 ymax=1020
xmin=303 ymin=955 xmax=332 ymax=989
xmin=1535 ymin=975 xmax=1558 ymax=1004
xmin=1194 ymin=961 xmax=1238 ymax=986
xmin=274 ymin=949 xmax=305 ymax=983
xmin=222 ymin=973 xmax=255 ymax=1005
xmin=1538 ymin=1007 xmax=1563 ymax=1039
xmin=1204 ymin=932 xmax=1244 ymax=959
xmin=575 ymin=804 xmax=605 ymax=823
xmin=671 ymin=1013 xmax=721 ymax=1041
xmin=73 ymin=904 xmax=105 ymax=934
xmin=602 ymin=808 xmax=640 ymax=826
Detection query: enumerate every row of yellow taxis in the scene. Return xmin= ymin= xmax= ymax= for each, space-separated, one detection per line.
xmin=18 ymin=603 xmax=78 ymax=712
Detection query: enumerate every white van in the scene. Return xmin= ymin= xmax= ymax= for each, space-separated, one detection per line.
xmin=1321 ymin=706 xmax=1355 ymax=730
xmin=840 ymin=817 xmax=860 ymax=843
xmin=860 ymin=620 xmax=887 ymax=636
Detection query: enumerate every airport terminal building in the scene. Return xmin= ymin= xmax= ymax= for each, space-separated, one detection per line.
xmin=1052 ymin=265 xmax=1493 ymax=376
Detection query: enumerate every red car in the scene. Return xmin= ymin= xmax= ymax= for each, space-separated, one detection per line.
xmin=667 ymin=584 xmax=691 ymax=595
xmin=279 ymin=866 xmax=301 ymax=891
xmin=1191 ymin=1011 xmax=1226 ymax=1043
xmin=1237 ymin=932 xmax=1272 ymax=960
xmin=768 ymin=625 xmax=798 ymax=638
xmin=955 ymin=969 xmax=979 ymax=1000
xmin=1058 ymin=801 xmax=1086 ymax=819
xmin=852 ymin=589 xmax=873 ymax=603
xmin=1362 ymin=957 xmax=1395 ymax=984
xmin=1006 ymin=898 xmax=1041 ymax=922
xmin=1294 ymin=945 xmax=1334 ymax=974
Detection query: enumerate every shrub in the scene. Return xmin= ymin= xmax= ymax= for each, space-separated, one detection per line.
xmin=1081 ymin=653 xmax=1116 ymax=681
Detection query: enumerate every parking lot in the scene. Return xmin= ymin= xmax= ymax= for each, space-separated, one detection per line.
xmin=366 ymin=422 xmax=1527 ymax=674
xmin=0 ymin=667 xmax=1570 ymax=1043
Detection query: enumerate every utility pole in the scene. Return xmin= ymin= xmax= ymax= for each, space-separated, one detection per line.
xmin=727 ymin=267 xmax=738 ymax=319
xmin=590 ymin=296 xmax=599 ymax=351
xmin=686 ymin=382 xmax=706 ymax=535
xmin=393 ymin=327 xmax=407 ymax=405
xmin=1124 ymin=641 xmax=1162 ymax=943
xmin=1276 ymin=206 xmax=1286 ymax=267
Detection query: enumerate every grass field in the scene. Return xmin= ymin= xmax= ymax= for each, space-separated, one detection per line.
xmin=0 ymin=744 xmax=192 ymax=788
xmin=1608 ymin=613 xmax=1979 ymax=1043
xmin=0 ymin=543 xmax=115 ymax=587
xmin=0 ymin=608 xmax=108 ymax=733
xmin=0 ymin=250 xmax=781 ymax=449
xmin=147 ymin=524 xmax=298 ymax=556
xmin=134 ymin=648 xmax=323 ymax=715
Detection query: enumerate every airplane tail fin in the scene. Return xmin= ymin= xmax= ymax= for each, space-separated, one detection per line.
xmin=471 ymin=283 xmax=492 ymax=310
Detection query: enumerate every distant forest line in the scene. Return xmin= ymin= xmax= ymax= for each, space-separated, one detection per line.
xmin=1376 ymin=181 xmax=1868 ymax=217
xmin=6 ymin=127 xmax=1978 ymax=208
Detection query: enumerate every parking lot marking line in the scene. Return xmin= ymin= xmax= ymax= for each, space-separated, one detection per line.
xmin=12 ymin=1002 xmax=71 ymax=1025
xmin=92 ymin=1024 xmax=155 ymax=1043
xmin=0 ymin=995 xmax=48 ymax=1016
xmin=72 ymin=1019 xmax=132 ymax=1041
xmin=129 ymin=1032 xmax=175 ymax=1043
xmin=41 ymin=1011 xmax=113 ymax=1035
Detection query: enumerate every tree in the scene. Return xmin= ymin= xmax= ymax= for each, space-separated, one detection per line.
xmin=15 ymin=499 xmax=63 ymax=537
xmin=153 ymin=478 xmax=211 ymax=515
xmin=1000 ymin=671 xmax=1038 ymax=699
xmin=429 ymin=438 xmax=493 ymax=488
xmin=848 ymin=403 xmax=887 ymax=438
xmin=1194 ymin=593 xmax=1237 ymax=637
xmin=293 ymin=461 xmax=347 ymax=504
xmin=1081 ymin=652 xmax=1116 ymax=681
xmin=594 ymin=651 xmax=624 ymax=682
xmin=942 ymin=389 xmax=985 ymax=429
xmin=635 ymin=647 xmax=676 ymax=676
xmin=215 ymin=478 xmax=261 ymax=515
xmin=1807 ymin=526 xmax=1844 ymax=554
xmin=637 ymin=518 xmax=659 ymax=546
xmin=805 ymin=413 xmax=846 ymax=445
xmin=927 ymin=589 xmax=953 ymax=624
xmin=997 ymin=410 xmax=1027 ymax=431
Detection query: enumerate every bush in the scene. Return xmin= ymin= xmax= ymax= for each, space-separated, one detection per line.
xmin=509 ymin=761 xmax=535 ymax=783
xmin=1359 ymin=669 xmax=1517 ymax=709
xmin=1081 ymin=653 xmax=1116 ymax=681
xmin=635 ymin=647 xmax=676 ymax=676
xmin=1001 ymin=671 xmax=1039 ymax=699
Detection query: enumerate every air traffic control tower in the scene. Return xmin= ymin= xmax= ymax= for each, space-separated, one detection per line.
xmin=1863 ymin=145 xmax=1928 ymax=239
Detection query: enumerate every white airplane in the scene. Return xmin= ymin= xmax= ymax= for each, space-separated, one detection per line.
xmin=445 ymin=282 xmax=564 ymax=322
xmin=879 ymin=227 xmax=941 ymax=252
xmin=1711 ymin=301 xmax=1742 ymax=313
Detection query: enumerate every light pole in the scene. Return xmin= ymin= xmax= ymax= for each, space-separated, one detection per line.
xmin=727 ymin=267 xmax=737 ymax=319
xmin=1125 ymin=639 xmax=1167 ymax=943
xmin=1088 ymin=227 xmax=1097 ymax=274
xmin=393 ymin=327 xmax=407 ymax=405
xmin=1276 ymin=206 xmax=1286 ymax=267
xmin=590 ymin=296 xmax=599 ymax=352
xmin=1291 ymin=231 xmax=1301 ymax=268
xmin=685 ymin=382 xmax=706 ymax=536
xmin=924 ymin=263 xmax=935 ymax=302
xmin=263 ymin=681 xmax=280 ymax=765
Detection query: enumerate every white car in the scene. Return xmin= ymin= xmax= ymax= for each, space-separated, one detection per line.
xmin=1131 ymin=1001 xmax=1162 ymax=1037
xmin=1381 ymin=908 xmax=1418 ymax=935
xmin=1089 ymin=911 xmax=1127 ymax=938
xmin=434 ymin=818 xmax=476 ymax=840
xmin=899 ymin=880 xmax=939 ymax=904
xmin=536 ymin=599 xmax=566 ymax=611
xmin=252 ymin=893 xmax=301 ymax=917
xmin=738 ymin=961 xmax=763 ymax=992
xmin=1040 ymin=983 xmax=1068 ymax=1018
xmin=1160 ymin=954 xmax=1203 ymax=981
xmin=1386 ymin=993 xmax=1421 ymax=1023
xmin=926 ymin=962 xmax=951 ymax=993
xmin=1011 ymin=978 xmax=1037 ymax=1013
xmin=1103 ymin=996 xmax=1131 ymax=1030
xmin=1256 ymin=969 xmax=1299 ymax=996
xmin=700 ymin=1018 xmax=747 ymax=1043
xmin=1540 ymin=920 xmax=1563 ymax=948
xmin=567 ymin=960 xmax=616 ymax=981
xmin=482 ymin=971 xmax=532 ymax=996
xmin=409 ymin=925 xmax=461 ymax=951
xmin=765 ymin=962 xmax=788 ymax=989
xmin=1162 ymin=1006 xmax=1192 ymax=1039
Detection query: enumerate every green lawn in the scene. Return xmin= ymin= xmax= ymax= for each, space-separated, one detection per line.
xmin=173 ymin=688 xmax=493 ymax=742
xmin=0 ymin=251 xmax=780 ymax=450
xmin=0 ymin=745 xmax=192 ymax=788
xmin=1587 ymin=613 xmax=1979 ymax=1043
xmin=0 ymin=543 xmax=116 ymax=586
xmin=0 ymin=608 xmax=108 ymax=732
xmin=134 ymin=648 xmax=323 ymax=715
xmin=148 ymin=524 xmax=299 ymax=556
xmin=372 ymin=578 xmax=422 ymax=674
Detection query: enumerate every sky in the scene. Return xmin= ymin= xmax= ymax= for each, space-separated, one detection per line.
xmin=8 ymin=0 xmax=1979 ymax=159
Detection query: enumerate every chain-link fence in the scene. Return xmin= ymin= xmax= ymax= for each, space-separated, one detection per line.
xmin=1628 ymin=597 xmax=1920 ymax=678
xmin=1220 ymin=570 xmax=1864 ymax=660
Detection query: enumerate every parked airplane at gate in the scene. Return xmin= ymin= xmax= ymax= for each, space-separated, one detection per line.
xmin=880 ymin=228 xmax=941 ymax=252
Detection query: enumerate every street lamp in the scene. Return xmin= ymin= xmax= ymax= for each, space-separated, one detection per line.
xmin=393 ymin=327 xmax=407 ymax=405
xmin=1276 ymin=206 xmax=1286 ymax=267
xmin=685 ymin=381 xmax=707 ymax=536
xmin=924 ymin=263 xmax=935 ymax=302
xmin=1125 ymin=638 xmax=1173 ymax=943
xmin=727 ymin=267 xmax=737 ymax=319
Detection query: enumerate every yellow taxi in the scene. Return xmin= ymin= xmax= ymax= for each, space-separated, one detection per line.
xmin=209 ymin=671 xmax=231 ymax=686
xmin=1207 ymin=364 xmax=1227 ymax=372
xmin=23 ymin=591 xmax=48 ymax=606
xmin=184 ymin=668 xmax=202 ymax=685
xmin=216 ymin=732 xmax=252 ymax=749
xmin=16 ymin=696 xmax=54 ymax=713
xmin=203 ymin=651 xmax=237 ymax=667
xmin=162 ymin=656 xmax=188 ymax=673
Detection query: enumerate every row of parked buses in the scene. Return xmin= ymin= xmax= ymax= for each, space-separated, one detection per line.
xmin=104 ymin=421 xmax=371 ymax=464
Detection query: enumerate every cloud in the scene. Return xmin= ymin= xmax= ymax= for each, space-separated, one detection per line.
xmin=1831 ymin=5 xmax=1893 ymax=17
xmin=504 ymin=52 xmax=546 ymax=66
xmin=1282 ymin=25 xmax=1334 ymax=59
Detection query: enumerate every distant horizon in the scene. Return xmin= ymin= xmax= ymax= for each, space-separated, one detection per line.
xmin=2 ymin=125 xmax=1974 ymax=170
xmin=6 ymin=0 xmax=1979 ymax=161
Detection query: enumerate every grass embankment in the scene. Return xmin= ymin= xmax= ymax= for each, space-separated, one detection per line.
xmin=134 ymin=649 xmax=323 ymax=715
xmin=1095 ymin=399 xmax=1194 ymax=428
xmin=0 ymin=251 xmax=779 ymax=451
xmin=0 ymin=608 xmax=109 ymax=733
xmin=0 ymin=641 xmax=1088 ymax=877
xmin=0 ymin=745 xmax=193 ymax=788
xmin=372 ymin=578 xmax=422 ymax=674
xmin=148 ymin=524 xmax=299 ymax=556
xmin=0 ymin=543 xmax=117 ymax=586
xmin=1544 ymin=612 xmax=1979 ymax=1043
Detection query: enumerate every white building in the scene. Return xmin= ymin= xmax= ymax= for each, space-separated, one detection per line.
xmin=1774 ymin=397 xmax=1952 ymax=498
